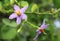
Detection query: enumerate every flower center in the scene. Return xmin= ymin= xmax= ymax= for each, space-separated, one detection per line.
xmin=39 ymin=29 xmax=44 ymax=33
xmin=16 ymin=11 xmax=21 ymax=16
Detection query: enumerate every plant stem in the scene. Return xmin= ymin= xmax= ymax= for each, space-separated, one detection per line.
xmin=17 ymin=21 xmax=25 ymax=33
xmin=26 ymin=21 xmax=38 ymax=29
xmin=17 ymin=21 xmax=39 ymax=33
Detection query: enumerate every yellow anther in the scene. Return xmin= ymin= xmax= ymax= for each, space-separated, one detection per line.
xmin=16 ymin=11 xmax=21 ymax=16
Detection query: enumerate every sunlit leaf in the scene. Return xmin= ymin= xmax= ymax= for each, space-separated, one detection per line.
xmin=10 ymin=0 xmax=15 ymax=5
xmin=31 ymin=3 xmax=38 ymax=12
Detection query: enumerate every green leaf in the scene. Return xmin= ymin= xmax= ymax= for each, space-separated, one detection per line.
xmin=4 ymin=0 xmax=10 ymax=6
xmin=53 ymin=0 xmax=60 ymax=8
xmin=2 ymin=27 xmax=17 ymax=39
xmin=2 ymin=18 xmax=18 ymax=27
xmin=10 ymin=0 xmax=15 ymax=5
xmin=31 ymin=3 xmax=38 ymax=12
xmin=20 ymin=1 xmax=28 ymax=7
xmin=41 ymin=0 xmax=52 ymax=7
xmin=0 ymin=1 xmax=3 ymax=11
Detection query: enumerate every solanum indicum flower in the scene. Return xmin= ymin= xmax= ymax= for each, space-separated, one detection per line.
xmin=33 ymin=19 xmax=49 ymax=40
xmin=9 ymin=5 xmax=28 ymax=25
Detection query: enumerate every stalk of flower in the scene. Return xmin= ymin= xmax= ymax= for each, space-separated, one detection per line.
xmin=33 ymin=19 xmax=49 ymax=40
xmin=9 ymin=5 xmax=28 ymax=25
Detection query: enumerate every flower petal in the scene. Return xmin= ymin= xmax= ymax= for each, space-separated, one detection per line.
xmin=9 ymin=13 xmax=18 ymax=19
xmin=16 ymin=17 xmax=21 ymax=25
xmin=42 ymin=19 xmax=45 ymax=24
xmin=20 ymin=6 xmax=28 ymax=13
xmin=40 ymin=24 xmax=48 ymax=29
xmin=36 ymin=30 xmax=41 ymax=34
xmin=40 ymin=19 xmax=48 ymax=29
xmin=33 ymin=34 xmax=39 ymax=40
xmin=14 ymin=5 xmax=20 ymax=12
xmin=21 ymin=14 xmax=27 ymax=21
xmin=33 ymin=31 xmax=41 ymax=40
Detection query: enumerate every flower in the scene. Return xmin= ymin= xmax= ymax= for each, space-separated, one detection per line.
xmin=33 ymin=19 xmax=48 ymax=40
xmin=9 ymin=5 xmax=28 ymax=25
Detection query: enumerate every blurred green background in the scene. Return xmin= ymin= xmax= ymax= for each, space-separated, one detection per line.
xmin=0 ymin=0 xmax=60 ymax=41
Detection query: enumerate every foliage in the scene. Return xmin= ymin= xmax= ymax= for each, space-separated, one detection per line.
xmin=0 ymin=0 xmax=60 ymax=41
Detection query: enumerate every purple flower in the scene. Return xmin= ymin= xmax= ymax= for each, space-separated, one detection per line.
xmin=33 ymin=19 xmax=48 ymax=40
xmin=9 ymin=5 xmax=28 ymax=25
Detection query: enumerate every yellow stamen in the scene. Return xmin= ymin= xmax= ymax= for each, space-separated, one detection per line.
xmin=16 ymin=11 xmax=21 ymax=16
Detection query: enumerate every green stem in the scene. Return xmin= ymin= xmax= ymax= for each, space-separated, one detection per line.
xmin=17 ymin=21 xmax=25 ymax=33
xmin=17 ymin=21 xmax=38 ymax=33
xmin=26 ymin=21 xmax=38 ymax=29
xmin=15 ymin=0 xmax=18 ymax=3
